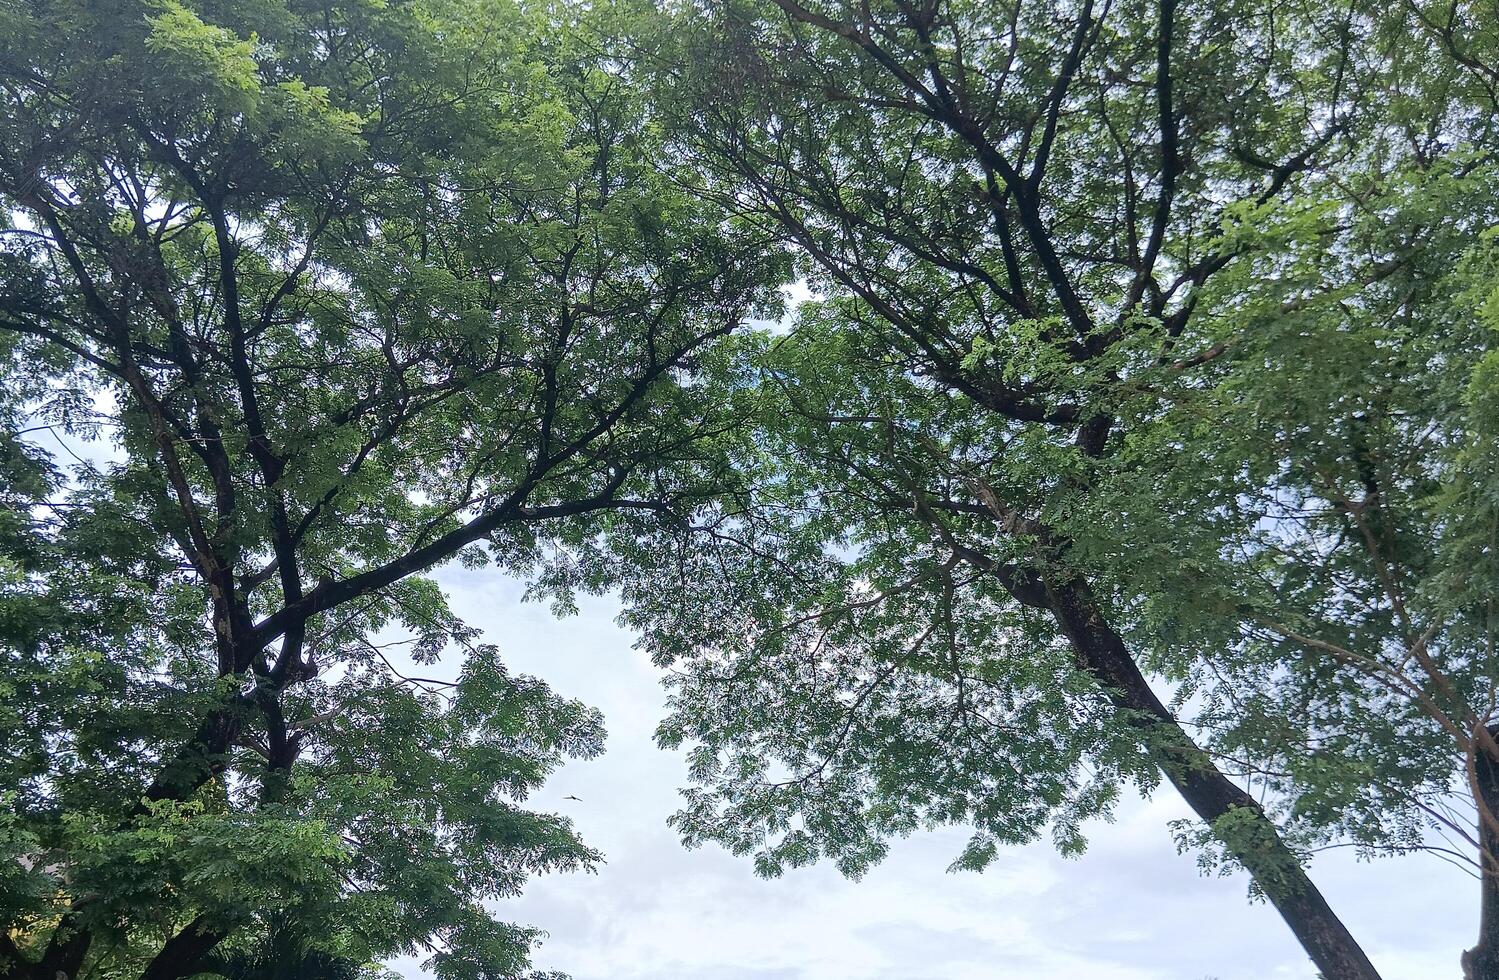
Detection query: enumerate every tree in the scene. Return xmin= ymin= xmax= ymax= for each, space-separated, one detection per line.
xmin=0 ymin=0 xmax=780 ymax=977
xmin=594 ymin=0 xmax=1499 ymax=976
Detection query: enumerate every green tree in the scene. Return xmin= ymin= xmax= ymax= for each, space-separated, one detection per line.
xmin=595 ymin=0 xmax=1499 ymax=977
xmin=0 ymin=0 xmax=779 ymax=977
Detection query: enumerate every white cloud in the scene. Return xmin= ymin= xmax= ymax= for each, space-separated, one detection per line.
xmin=407 ymin=569 xmax=1473 ymax=980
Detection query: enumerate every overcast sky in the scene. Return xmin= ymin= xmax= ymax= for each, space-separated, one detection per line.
xmin=386 ymin=567 xmax=1473 ymax=980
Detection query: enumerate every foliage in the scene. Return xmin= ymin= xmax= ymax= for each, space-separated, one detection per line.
xmin=583 ymin=0 xmax=1499 ymax=974
xmin=0 ymin=0 xmax=780 ymax=977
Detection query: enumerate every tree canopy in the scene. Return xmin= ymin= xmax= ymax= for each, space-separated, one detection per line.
xmin=4 ymin=0 xmax=1499 ymax=977
xmin=593 ymin=0 xmax=1499 ymax=977
xmin=0 ymin=0 xmax=779 ymax=977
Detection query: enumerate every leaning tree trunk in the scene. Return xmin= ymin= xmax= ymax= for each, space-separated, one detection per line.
xmin=1465 ymin=736 xmax=1499 ymax=980
xmin=1042 ymin=575 xmax=1384 ymax=980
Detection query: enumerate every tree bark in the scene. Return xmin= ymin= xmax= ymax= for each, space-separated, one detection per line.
xmin=144 ymin=702 xmax=248 ymax=804
xmin=1042 ymin=575 xmax=1383 ymax=980
xmin=12 ymin=918 xmax=92 ymax=980
xmin=1465 ymin=736 xmax=1499 ymax=980
xmin=139 ymin=914 xmax=229 ymax=980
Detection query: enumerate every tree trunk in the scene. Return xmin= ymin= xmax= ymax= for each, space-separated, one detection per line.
xmin=140 ymin=914 xmax=230 ymax=980
xmin=10 ymin=918 xmax=92 ymax=980
xmin=0 ymin=689 xmax=260 ymax=980
xmin=1465 ymin=737 xmax=1499 ymax=980
xmin=1043 ymin=575 xmax=1383 ymax=980
xmin=144 ymin=704 xmax=247 ymax=804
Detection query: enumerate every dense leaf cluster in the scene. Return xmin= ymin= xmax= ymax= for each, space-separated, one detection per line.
xmin=0 ymin=0 xmax=779 ymax=976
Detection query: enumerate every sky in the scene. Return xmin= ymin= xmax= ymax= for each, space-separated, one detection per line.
xmin=387 ymin=566 xmax=1475 ymax=980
